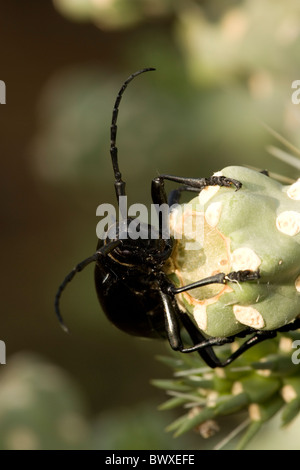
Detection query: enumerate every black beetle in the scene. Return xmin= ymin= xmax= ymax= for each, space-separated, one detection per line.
xmin=55 ymin=68 xmax=300 ymax=368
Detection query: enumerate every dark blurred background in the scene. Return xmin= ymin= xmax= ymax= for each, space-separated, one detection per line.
xmin=1 ymin=0 xmax=300 ymax=450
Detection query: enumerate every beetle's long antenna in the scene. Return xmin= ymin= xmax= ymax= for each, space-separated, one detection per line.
xmin=55 ymin=240 xmax=121 ymax=332
xmin=110 ymin=67 xmax=156 ymax=206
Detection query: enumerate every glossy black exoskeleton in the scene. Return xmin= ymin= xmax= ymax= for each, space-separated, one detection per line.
xmin=55 ymin=68 xmax=298 ymax=368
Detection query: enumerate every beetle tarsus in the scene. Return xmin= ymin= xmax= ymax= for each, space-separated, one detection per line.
xmin=209 ymin=176 xmax=242 ymax=191
xmin=225 ymin=270 xmax=260 ymax=283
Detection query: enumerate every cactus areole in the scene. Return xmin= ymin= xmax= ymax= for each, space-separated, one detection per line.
xmin=166 ymin=166 xmax=300 ymax=340
xmin=55 ymin=69 xmax=300 ymax=369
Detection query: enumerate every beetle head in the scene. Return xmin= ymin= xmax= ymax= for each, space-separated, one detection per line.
xmin=105 ymin=217 xmax=173 ymax=266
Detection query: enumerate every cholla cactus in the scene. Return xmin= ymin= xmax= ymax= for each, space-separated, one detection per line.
xmin=153 ymin=332 xmax=300 ymax=449
xmin=166 ymin=166 xmax=300 ymax=338
xmin=155 ymin=165 xmax=300 ymax=449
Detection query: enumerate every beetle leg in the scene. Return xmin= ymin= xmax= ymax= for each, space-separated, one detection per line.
xmin=215 ymin=330 xmax=278 ymax=367
xmin=158 ymin=288 xmax=223 ymax=366
xmin=176 ymin=316 xmax=300 ymax=368
xmin=151 ymin=174 xmax=242 ymax=206
xmin=180 ymin=328 xmax=278 ymax=368
xmin=151 ymin=173 xmax=242 ymax=206
xmin=169 ymin=269 xmax=260 ymax=295
xmin=159 ymin=288 xmax=183 ymax=351
xmin=151 ymin=173 xmax=241 ymax=236
xmin=160 ymin=293 xmax=279 ymax=368
xmin=179 ymin=312 xmax=230 ymax=368
xmin=55 ymin=239 xmax=121 ymax=332
xmin=151 ymin=176 xmax=168 ymax=205
xmin=151 ymin=174 xmax=242 ymax=236
xmin=273 ymin=316 xmax=300 ymax=333
xmin=167 ymin=172 xmax=248 ymax=205
xmin=158 ymin=287 xmax=256 ymax=368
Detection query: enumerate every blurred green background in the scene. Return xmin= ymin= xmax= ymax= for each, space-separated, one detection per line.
xmin=1 ymin=0 xmax=300 ymax=450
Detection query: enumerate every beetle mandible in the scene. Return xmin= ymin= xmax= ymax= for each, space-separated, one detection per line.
xmin=55 ymin=68 xmax=300 ymax=368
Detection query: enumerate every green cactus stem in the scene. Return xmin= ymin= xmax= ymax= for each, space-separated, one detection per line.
xmin=166 ymin=166 xmax=300 ymax=338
